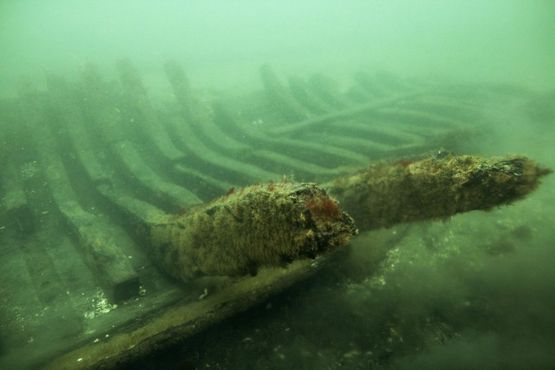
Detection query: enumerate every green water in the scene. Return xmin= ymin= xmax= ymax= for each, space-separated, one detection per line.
xmin=0 ymin=1 xmax=554 ymax=369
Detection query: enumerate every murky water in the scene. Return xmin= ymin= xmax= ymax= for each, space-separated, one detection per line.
xmin=0 ymin=1 xmax=553 ymax=369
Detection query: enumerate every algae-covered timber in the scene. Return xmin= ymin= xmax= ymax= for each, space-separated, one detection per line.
xmin=327 ymin=153 xmax=551 ymax=231
xmin=147 ymin=182 xmax=357 ymax=281
xmin=142 ymin=153 xmax=549 ymax=282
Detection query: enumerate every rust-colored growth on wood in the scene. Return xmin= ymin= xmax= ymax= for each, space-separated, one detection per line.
xmin=306 ymin=196 xmax=342 ymax=220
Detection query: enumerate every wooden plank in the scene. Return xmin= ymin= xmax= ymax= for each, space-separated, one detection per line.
xmin=163 ymin=114 xmax=281 ymax=183
xmin=327 ymin=120 xmax=426 ymax=146
xmin=288 ymin=76 xmax=330 ymax=114
xmin=268 ymin=92 xmax=423 ymax=135
xmin=260 ymin=65 xmax=310 ymax=121
xmin=44 ymin=258 xmax=325 ymax=370
xmin=212 ymin=104 xmax=369 ymax=167
xmin=113 ymin=141 xmax=201 ymax=209
xmin=19 ymin=89 xmax=141 ymax=303
xmin=164 ymin=61 xmax=251 ymax=154
xmin=116 ymin=59 xmax=185 ymax=163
